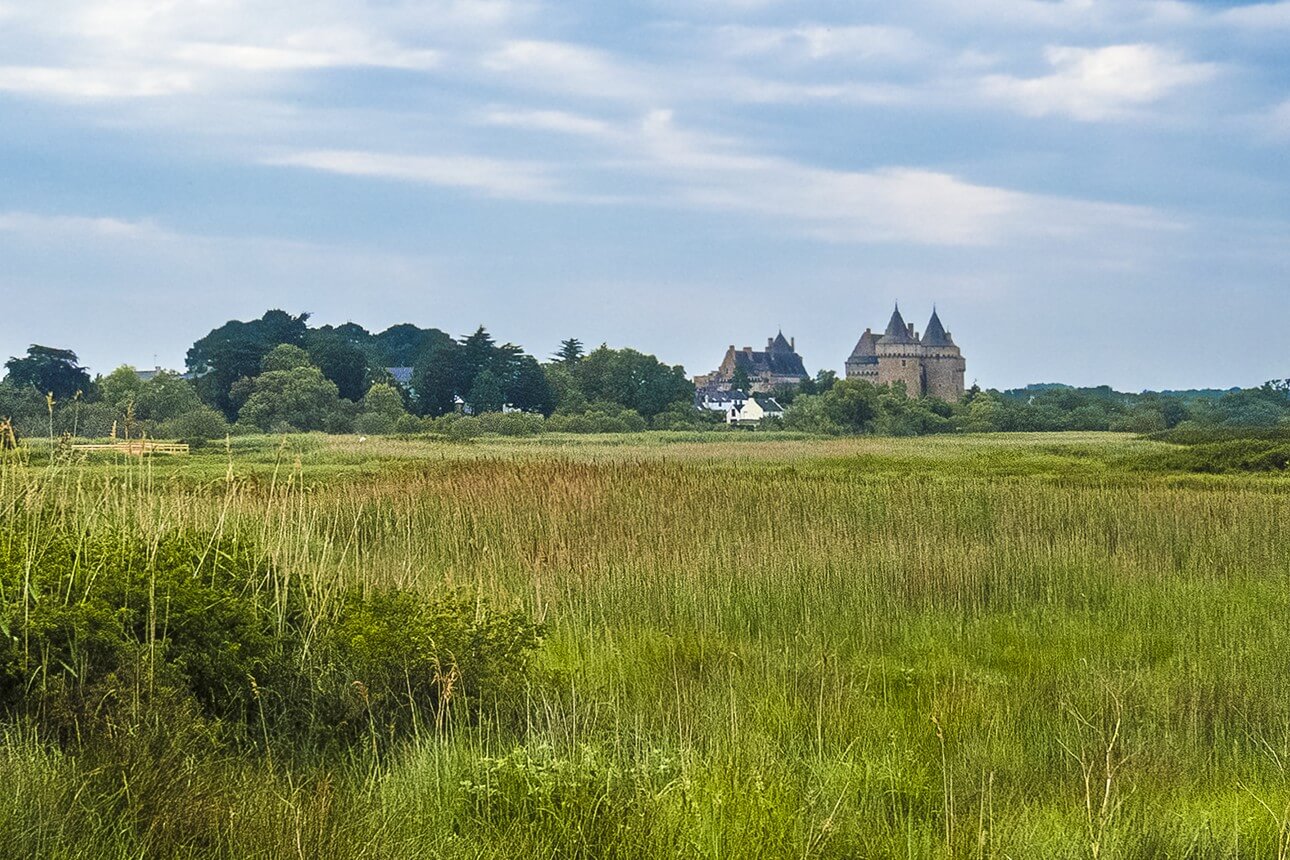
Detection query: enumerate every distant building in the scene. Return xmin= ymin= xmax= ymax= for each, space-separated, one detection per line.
xmin=134 ymin=366 xmax=193 ymax=381
xmin=386 ymin=367 xmax=415 ymax=387
xmin=845 ymin=305 xmax=965 ymax=401
xmin=695 ymin=389 xmax=784 ymax=426
xmin=694 ymin=332 xmax=809 ymax=393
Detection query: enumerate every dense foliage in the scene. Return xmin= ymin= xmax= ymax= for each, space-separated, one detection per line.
xmin=0 ymin=512 xmax=542 ymax=753
xmin=4 ymin=310 xmax=1287 ymax=442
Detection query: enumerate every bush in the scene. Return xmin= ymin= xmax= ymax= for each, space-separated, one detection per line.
xmin=156 ymin=406 xmax=230 ymax=443
xmin=353 ymin=412 xmax=396 ymax=436
xmin=447 ymin=416 xmax=482 ymax=441
xmin=0 ymin=522 xmax=543 ymax=751
xmin=395 ymin=413 xmax=426 ymax=434
xmin=477 ymin=411 xmax=545 ymax=437
xmin=316 ymin=590 xmax=543 ymax=736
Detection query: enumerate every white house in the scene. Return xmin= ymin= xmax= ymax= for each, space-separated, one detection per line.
xmin=728 ymin=396 xmax=784 ymax=426
xmin=696 ymin=389 xmax=784 ymax=426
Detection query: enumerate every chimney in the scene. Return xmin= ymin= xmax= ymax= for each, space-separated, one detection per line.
xmin=767 ymin=337 xmax=774 ymax=349
xmin=743 ymin=346 xmax=753 ymax=353
xmin=790 ymin=337 xmax=795 ymax=351
xmin=907 ymin=323 xmax=914 ymax=336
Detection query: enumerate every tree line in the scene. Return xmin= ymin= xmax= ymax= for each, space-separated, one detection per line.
xmin=2 ymin=309 xmax=1287 ymax=442
xmin=0 ymin=310 xmax=696 ymax=441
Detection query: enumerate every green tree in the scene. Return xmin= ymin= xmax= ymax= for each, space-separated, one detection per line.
xmin=544 ymin=364 xmax=588 ymax=414
xmin=98 ymin=365 xmax=144 ymax=410
xmin=4 ymin=345 xmax=91 ymax=400
xmin=555 ymin=338 xmax=584 ymax=365
xmin=411 ymin=341 xmax=462 ymax=417
xmin=306 ymin=331 xmax=371 ymax=401
xmin=506 ymin=356 xmax=557 ymax=415
xmin=135 ymin=371 xmax=203 ymax=422
xmin=467 ymin=369 xmax=507 ymax=414
xmin=729 ymin=365 xmax=751 ymax=393
xmin=261 ymin=344 xmax=313 ymax=372
xmin=575 ymin=346 xmax=694 ymax=419
xmin=361 ymin=383 xmax=408 ymax=420
xmin=458 ymin=326 xmax=496 ymax=393
xmin=237 ymin=365 xmax=352 ymax=432
xmin=187 ymin=310 xmax=310 ymax=418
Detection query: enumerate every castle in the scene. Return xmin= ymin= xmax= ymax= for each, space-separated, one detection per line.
xmin=693 ymin=332 xmax=810 ymax=393
xmin=845 ymin=305 xmax=965 ymax=401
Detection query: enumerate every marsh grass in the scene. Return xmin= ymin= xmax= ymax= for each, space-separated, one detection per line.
xmin=3 ymin=432 xmax=1290 ymax=858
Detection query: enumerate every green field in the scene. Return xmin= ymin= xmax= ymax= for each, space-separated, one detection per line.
xmin=4 ymin=432 xmax=1290 ymax=858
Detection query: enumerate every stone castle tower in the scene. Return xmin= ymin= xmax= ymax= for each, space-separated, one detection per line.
xmin=845 ymin=305 xmax=965 ymax=401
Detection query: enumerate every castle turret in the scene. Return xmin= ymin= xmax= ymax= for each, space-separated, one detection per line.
xmin=876 ymin=304 xmax=924 ymax=395
xmin=919 ymin=307 xmax=965 ymax=401
xmin=845 ymin=328 xmax=880 ymax=381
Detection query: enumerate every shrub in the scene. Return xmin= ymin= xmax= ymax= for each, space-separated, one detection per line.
xmin=353 ymin=412 xmax=396 ymax=436
xmin=315 ymin=590 xmax=543 ymax=737
xmin=0 ymin=521 xmax=543 ymax=752
xmin=156 ymin=406 xmax=230 ymax=443
xmin=447 ymin=416 xmax=482 ymax=441
xmin=477 ymin=411 xmax=545 ymax=437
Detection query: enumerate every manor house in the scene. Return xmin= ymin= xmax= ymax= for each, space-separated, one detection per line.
xmin=693 ymin=332 xmax=810 ymax=393
xmin=846 ymin=305 xmax=966 ymax=401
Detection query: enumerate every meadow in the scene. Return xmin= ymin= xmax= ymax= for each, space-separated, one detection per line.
xmin=3 ymin=431 xmax=1290 ymax=859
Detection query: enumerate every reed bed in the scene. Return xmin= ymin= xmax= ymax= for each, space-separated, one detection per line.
xmin=2 ymin=433 xmax=1290 ymax=858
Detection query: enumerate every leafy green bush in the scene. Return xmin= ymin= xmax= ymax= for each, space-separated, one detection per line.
xmin=156 ymin=405 xmax=230 ymax=443
xmin=353 ymin=412 xmax=396 ymax=435
xmin=314 ymin=590 xmax=543 ymax=738
xmin=477 ymin=411 xmax=545 ymax=437
xmin=0 ymin=522 xmax=543 ymax=752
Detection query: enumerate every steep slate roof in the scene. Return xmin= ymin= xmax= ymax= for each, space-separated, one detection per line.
xmin=878 ymin=305 xmax=915 ymax=345
xmin=847 ymin=329 xmax=880 ymax=365
xmin=923 ymin=309 xmax=952 ymax=346
xmin=769 ymin=331 xmax=793 ymax=352
xmin=732 ymin=347 xmax=808 ymax=379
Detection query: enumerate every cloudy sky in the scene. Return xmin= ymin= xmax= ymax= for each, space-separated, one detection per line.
xmin=1 ymin=0 xmax=1286 ymax=390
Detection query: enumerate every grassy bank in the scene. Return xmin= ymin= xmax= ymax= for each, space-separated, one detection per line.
xmin=3 ymin=432 xmax=1290 ymax=858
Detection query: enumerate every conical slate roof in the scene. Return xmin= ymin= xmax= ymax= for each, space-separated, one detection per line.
xmin=923 ymin=308 xmax=952 ymax=346
xmin=848 ymin=329 xmax=879 ymax=365
xmin=769 ymin=331 xmax=793 ymax=352
xmin=878 ymin=305 xmax=914 ymax=345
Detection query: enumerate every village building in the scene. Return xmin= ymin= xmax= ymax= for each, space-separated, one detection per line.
xmin=693 ymin=332 xmax=809 ymax=393
xmin=846 ymin=305 xmax=966 ymax=401
xmin=695 ymin=389 xmax=784 ymax=426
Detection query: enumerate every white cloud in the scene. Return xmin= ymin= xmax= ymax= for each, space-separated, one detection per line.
xmin=266 ymin=149 xmax=561 ymax=199
xmin=624 ymin=110 xmax=1169 ymax=246
xmin=0 ymin=65 xmax=193 ymax=98
xmin=172 ymin=33 xmax=441 ymax=72
xmin=981 ymin=44 xmax=1216 ymax=120
xmin=0 ymin=211 xmax=169 ymax=238
xmin=481 ymin=40 xmax=657 ymax=102
xmin=477 ymin=107 xmax=616 ymax=139
xmin=713 ymin=24 xmax=928 ymax=63
xmin=0 ymin=0 xmax=507 ymax=100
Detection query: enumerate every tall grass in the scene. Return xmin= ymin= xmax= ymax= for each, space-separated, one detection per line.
xmin=3 ymin=433 xmax=1290 ymax=858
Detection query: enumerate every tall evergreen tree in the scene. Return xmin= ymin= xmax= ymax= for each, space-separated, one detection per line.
xmin=555 ymin=338 xmax=584 ymax=365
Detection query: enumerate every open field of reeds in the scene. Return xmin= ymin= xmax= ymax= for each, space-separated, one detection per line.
xmin=3 ymin=431 xmax=1290 ymax=858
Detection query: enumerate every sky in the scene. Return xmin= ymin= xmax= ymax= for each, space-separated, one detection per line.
xmin=0 ymin=0 xmax=1287 ymax=391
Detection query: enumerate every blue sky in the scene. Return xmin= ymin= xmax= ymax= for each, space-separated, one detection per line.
xmin=0 ymin=0 xmax=1286 ymax=390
